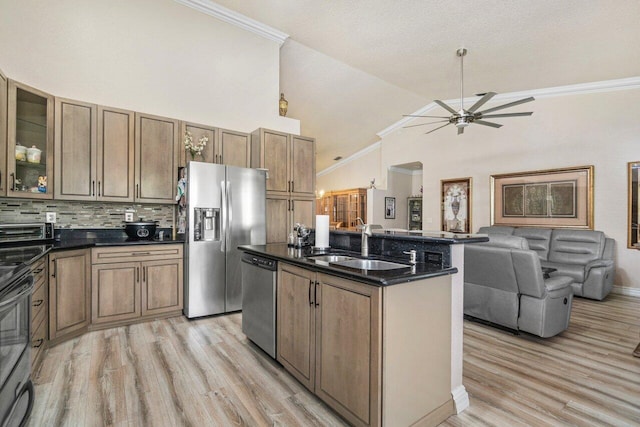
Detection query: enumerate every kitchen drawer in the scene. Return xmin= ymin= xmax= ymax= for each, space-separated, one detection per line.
xmin=31 ymin=258 xmax=47 ymax=283
xmin=92 ymin=244 xmax=183 ymax=264
xmin=31 ymin=300 xmax=46 ymax=339
xmin=31 ymin=312 xmax=47 ymax=367
xmin=31 ymin=279 xmax=47 ymax=323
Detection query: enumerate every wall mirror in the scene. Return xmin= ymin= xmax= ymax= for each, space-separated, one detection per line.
xmin=629 ymin=161 xmax=640 ymax=248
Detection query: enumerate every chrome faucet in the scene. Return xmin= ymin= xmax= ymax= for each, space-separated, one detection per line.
xmin=356 ymin=217 xmax=372 ymax=257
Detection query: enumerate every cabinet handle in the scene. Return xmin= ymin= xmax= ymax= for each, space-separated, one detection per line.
xmin=136 ymin=267 xmax=140 ymax=283
xmin=33 ymin=268 xmax=43 ymax=274
xmin=219 ymin=155 xmax=223 ymax=164
xmin=132 ymin=252 xmax=151 ymax=256
xmin=33 ymin=339 xmax=44 ymax=348
xmin=143 ymin=266 xmax=146 ymax=282
xmin=314 ymin=281 xmax=320 ymax=307
xmin=98 ymin=181 xmax=101 ymax=197
xmin=291 ymin=181 xmax=294 ymax=192
xmin=11 ymin=173 xmax=15 ymax=191
xmin=92 ymin=180 xmax=95 ymax=196
xmin=33 ymin=299 xmax=44 ymax=307
xmin=136 ymin=184 xmax=139 ymax=199
xmin=51 ymin=260 xmax=56 ymax=278
xmin=291 ymin=200 xmax=294 ymax=211
xmin=309 ymin=279 xmax=313 ymax=305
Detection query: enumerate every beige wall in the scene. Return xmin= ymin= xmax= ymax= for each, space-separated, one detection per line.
xmin=319 ymin=88 xmax=640 ymax=290
xmin=0 ymin=0 xmax=298 ymax=134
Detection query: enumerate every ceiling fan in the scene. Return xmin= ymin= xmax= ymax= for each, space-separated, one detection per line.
xmin=404 ymin=48 xmax=534 ymax=135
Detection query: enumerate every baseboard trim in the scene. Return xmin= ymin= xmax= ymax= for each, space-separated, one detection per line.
xmin=451 ymin=385 xmax=469 ymax=414
xmin=612 ymin=285 xmax=640 ymax=297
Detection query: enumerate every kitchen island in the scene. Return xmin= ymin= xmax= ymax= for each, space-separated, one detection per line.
xmin=240 ymin=231 xmax=486 ymax=427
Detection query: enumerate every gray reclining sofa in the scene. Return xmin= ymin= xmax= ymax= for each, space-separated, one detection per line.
xmin=478 ymin=226 xmax=615 ymax=300
xmin=464 ymin=234 xmax=574 ymax=337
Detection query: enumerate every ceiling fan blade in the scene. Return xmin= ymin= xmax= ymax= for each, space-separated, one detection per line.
xmin=476 ymin=97 xmax=535 ymax=115
xmin=467 ymin=92 xmax=497 ymax=113
xmin=479 ymin=112 xmax=533 ymax=118
xmin=402 ymin=114 xmax=451 ymax=119
xmin=457 ymin=127 xmax=464 ymax=135
xmin=474 ymin=120 xmax=503 ymax=128
xmin=403 ymin=120 xmax=450 ymax=129
xmin=425 ymin=122 xmax=452 ymax=134
xmin=434 ymin=100 xmax=458 ymax=115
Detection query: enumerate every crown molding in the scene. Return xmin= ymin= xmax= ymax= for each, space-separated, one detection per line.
xmin=377 ymin=76 xmax=640 ymax=139
xmin=317 ymin=141 xmax=381 ymax=177
xmin=174 ymin=0 xmax=289 ymax=45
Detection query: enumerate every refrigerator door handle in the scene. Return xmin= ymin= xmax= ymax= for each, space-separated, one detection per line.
xmin=226 ymin=181 xmax=232 ymax=251
xmin=221 ymin=180 xmax=227 ymax=252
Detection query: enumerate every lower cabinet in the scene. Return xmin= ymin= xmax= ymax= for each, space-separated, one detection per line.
xmin=49 ymin=249 xmax=91 ymax=342
xmin=277 ymin=263 xmax=381 ymax=426
xmin=30 ymin=257 xmax=48 ymax=369
xmin=91 ymin=244 xmax=183 ymax=326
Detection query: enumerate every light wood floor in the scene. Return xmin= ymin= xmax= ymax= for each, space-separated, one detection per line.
xmin=29 ymin=294 xmax=640 ymax=426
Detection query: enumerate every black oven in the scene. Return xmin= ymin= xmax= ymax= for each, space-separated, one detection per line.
xmin=0 ymin=265 xmax=35 ymax=426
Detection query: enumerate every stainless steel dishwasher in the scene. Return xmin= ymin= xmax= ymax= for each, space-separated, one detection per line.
xmin=241 ymin=252 xmax=277 ymax=358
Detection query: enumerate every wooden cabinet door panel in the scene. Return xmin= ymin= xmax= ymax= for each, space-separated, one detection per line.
xmin=290 ymin=135 xmax=315 ymax=196
xmin=98 ymin=106 xmax=134 ymax=202
xmin=135 ymin=113 xmax=178 ymax=203
xmin=266 ymin=195 xmax=289 ymax=244
xmin=315 ymin=274 xmax=381 ymax=427
xmin=218 ymin=128 xmax=249 ymax=167
xmin=291 ymin=197 xmax=315 ymax=230
xmin=0 ymin=69 xmax=7 ymax=196
xmin=262 ymin=130 xmax=289 ymax=193
xmin=181 ymin=122 xmax=216 ymax=166
xmin=277 ymin=264 xmax=315 ymax=391
xmin=92 ymin=263 xmax=140 ymax=324
xmin=55 ymin=98 xmax=97 ymax=200
xmin=141 ymin=259 xmax=183 ymax=316
xmin=49 ymin=249 xmax=91 ymax=341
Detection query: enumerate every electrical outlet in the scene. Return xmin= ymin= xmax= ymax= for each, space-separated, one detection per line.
xmin=125 ymin=212 xmax=134 ymax=222
xmin=45 ymin=212 xmax=57 ymax=223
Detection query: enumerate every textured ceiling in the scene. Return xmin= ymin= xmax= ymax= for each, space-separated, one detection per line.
xmin=211 ymin=0 xmax=640 ymax=171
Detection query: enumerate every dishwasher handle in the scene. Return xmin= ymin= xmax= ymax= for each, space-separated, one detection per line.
xmin=241 ymin=253 xmax=277 ymax=271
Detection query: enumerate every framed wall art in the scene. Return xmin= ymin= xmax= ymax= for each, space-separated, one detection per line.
xmin=491 ymin=165 xmax=593 ymax=229
xmin=628 ymin=161 xmax=639 ymax=248
xmin=441 ymin=178 xmax=472 ymax=233
xmin=385 ymin=197 xmax=396 ymax=219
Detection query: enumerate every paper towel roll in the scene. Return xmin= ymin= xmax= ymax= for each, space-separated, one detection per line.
xmin=315 ymin=215 xmax=330 ymax=248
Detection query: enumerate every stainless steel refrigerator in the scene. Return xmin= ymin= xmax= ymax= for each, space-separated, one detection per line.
xmin=183 ymin=161 xmax=266 ymax=318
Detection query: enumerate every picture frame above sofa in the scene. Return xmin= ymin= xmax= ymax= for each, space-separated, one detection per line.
xmin=491 ymin=165 xmax=593 ymax=229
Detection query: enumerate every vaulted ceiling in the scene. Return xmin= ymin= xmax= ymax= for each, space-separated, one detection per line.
xmin=211 ymin=0 xmax=640 ymax=171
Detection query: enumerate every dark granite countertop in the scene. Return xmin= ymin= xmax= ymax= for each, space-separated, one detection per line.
xmin=332 ymin=229 xmax=489 ymax=244
xmin=53 ymin=236 xmax=184 ymax=250
xmin=239 ymin=243 xmax=458 ymax=287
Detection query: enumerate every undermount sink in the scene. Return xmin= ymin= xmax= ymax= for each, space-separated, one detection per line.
xmin=332 ymin=259 xmax=412 ymax=271
xmin=307 ymin=254 xmax=355 ymax=263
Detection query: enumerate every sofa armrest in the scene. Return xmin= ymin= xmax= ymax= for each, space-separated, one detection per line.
xmin=585 ymin=259 xmax=614 ymax=272
xmin=603 ymin=238 xmax=615 ymax=260
xmin=543 ymin=275 xmax=573 ymax=299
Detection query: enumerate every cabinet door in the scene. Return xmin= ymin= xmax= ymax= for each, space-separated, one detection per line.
xmin=54 ymin=98 xmax=97 ymax=200
xmin=0 ymin=69 xmax=7 ymax=196
xmin=260 ymin=129 xmax=289 ymax=194
xmin=315 ymin=274 xmax=381 ymax=427
xmin=277 ymin=264 xmax=316 ymax=391
xmin=217 ymin=128 xmax=249 ymax=167
xmin=6 ymin=80 xmax=54 ymax=199
xmin=141 ymin=259 xmax=183 ymax=317
xmin=49 ymin=249 xmax=91 ymax=341
xmin=290 ymin=135 xmax=315 ymax=197
xmin=92 ymin=262 xmax=140 ymax=324
xmin=291 ymin=197 xmax=315 ymax=230
xmin=180 ymin=122 xmax=216 ymax=166
xmin=135 ymin=112 xmax=178 ymax=203
xmin=97 ymin=106 xmax=135 ymax=202
xmin=266 ymin=195 xmax=289 ymax=244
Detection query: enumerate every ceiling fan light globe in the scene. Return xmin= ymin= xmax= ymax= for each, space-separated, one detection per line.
xmin=455 ymin=119 xmax=469 ymax=128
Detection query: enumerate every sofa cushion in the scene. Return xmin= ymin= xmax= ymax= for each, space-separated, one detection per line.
xmin=548 ymin=229 xmax=606 ymax=265
xmin=513 ymin=228 xmax=552 ymax=260
xmin=477 ymin=226 xmax=515 ymax=235
xmin=482 ymin=235 xmax=530 ymax=250
xmin=465 ymin=245 xmax=519 ymax=293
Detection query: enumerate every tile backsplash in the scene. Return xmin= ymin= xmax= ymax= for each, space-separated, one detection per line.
xmin=0 ymin=198 xmax=175 ymax=228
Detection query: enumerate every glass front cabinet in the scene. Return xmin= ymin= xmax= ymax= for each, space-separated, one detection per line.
xmin=408 ymin=197 xmax=423 ymax=230
xmin=6 ymin=80 xmax=54 ymax=199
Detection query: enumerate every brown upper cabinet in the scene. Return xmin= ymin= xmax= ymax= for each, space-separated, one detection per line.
xmin=0 ymin=69 xmax=7 ymax=196
xmin=251 ymin=128 xmax=315 ymax=198
xmin=6 ymin=80 xmax=54 ymax=199
xmin=179 ymin=122 xmax=250 ymax=168
xmin=135 ymin=112 xmax=179 ymax=203
xmin=55 ymin=100 xmax=136 ymax=202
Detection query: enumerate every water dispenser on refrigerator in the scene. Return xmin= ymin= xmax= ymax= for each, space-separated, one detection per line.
xmin=193 ymin=208 xmax=220 ymax=241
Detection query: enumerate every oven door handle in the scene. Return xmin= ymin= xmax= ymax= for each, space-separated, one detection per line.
xmin=0 ymin=277 xmax=34 ymax=311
